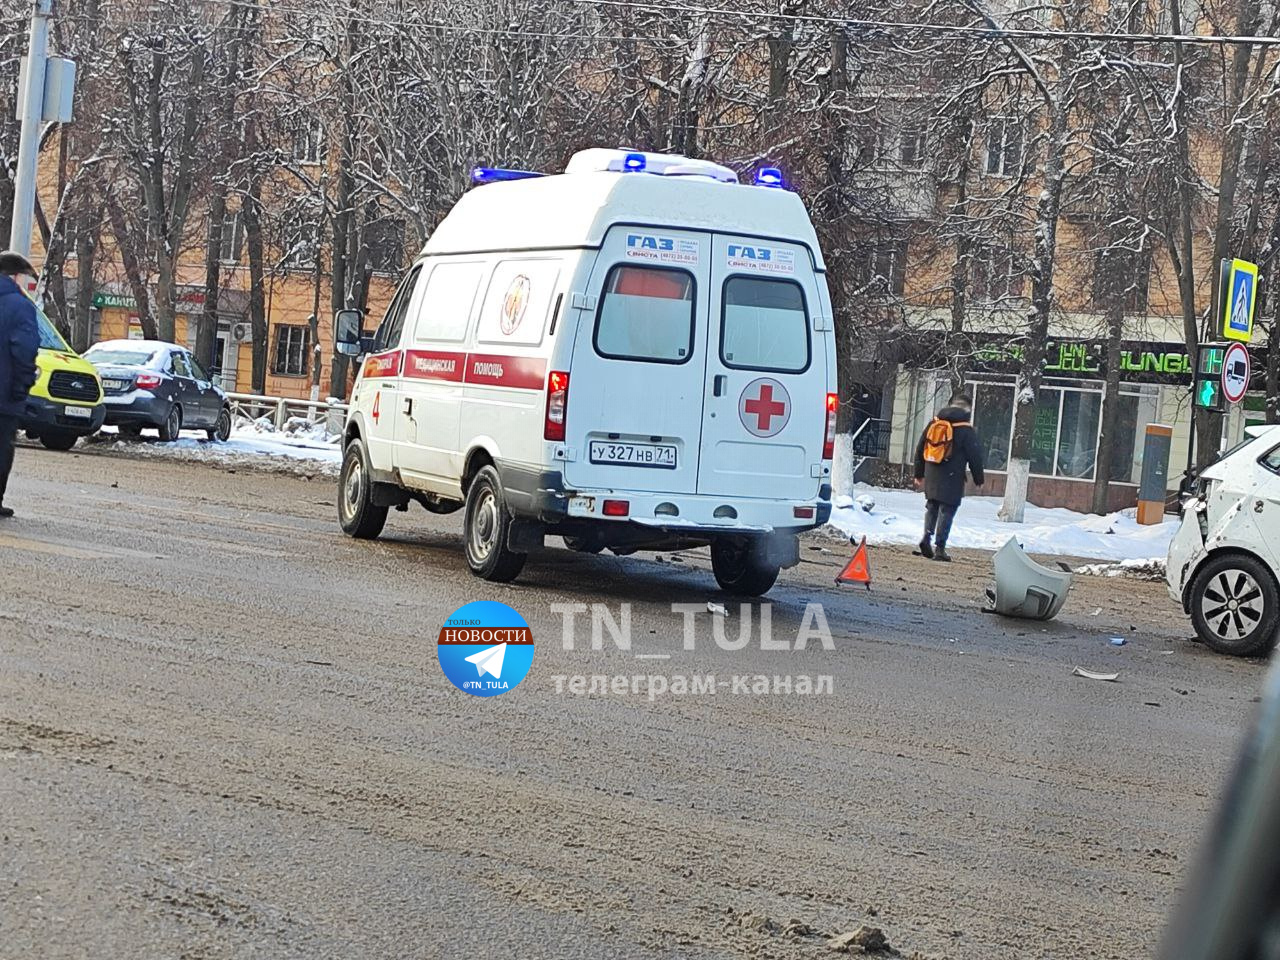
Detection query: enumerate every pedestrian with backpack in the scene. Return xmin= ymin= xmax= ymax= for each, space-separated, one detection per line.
xmin=912 ymin=392 xmax=984 ymax=562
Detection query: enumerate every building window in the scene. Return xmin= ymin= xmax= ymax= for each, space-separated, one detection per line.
xmin=970 ymin=379 xmax=1161 ymax=482
xmin=853 ymin=236 xmax=908 ymax=296
xmin=971 ymin=381 xmax=1014 ymax=471
xmin=219 ymin=211 xmax=244 ymax=264
xmin=1110 ymin=385 xmax=1160 ymax=483
xmin=985 ymin=118 xmax=1023 ymax=177
xmin=1091 ymin=246 xmax=1151 ymax=314
xmin=366 ymin=218 xmax=405 ymax=275
xmin=293 ymin=117 xmax=326 ymax=164
xmin=854 ymin=122 xmax=927 ymax=168
xmin=970 ymin=242 xmax=1023 ymax=302
xmin=898 ymin=126 xmax=926 ymax=167
xmin=273 ymin=324 xmax=310 ymax=376
xmin=280 ymin=214 xmax=317 ymax=270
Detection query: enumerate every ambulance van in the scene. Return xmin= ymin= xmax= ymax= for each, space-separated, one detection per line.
xmin=335 ymin=149 xmax=837 ymax=595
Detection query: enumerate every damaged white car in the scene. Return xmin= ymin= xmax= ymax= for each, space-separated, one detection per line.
xmin=1166 ymin=425 xmax=1280 ymax=657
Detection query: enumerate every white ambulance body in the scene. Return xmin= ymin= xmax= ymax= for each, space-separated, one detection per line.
xmin=337 ymin=149 xmax=837 ymax=595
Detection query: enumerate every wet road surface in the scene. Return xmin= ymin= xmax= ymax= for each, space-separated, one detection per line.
xmin=0 ymin=445 xmax=1267 ymax=959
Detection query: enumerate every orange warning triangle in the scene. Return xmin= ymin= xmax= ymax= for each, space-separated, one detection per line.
xmin=836 ymin=536 xmax=871 ymax=589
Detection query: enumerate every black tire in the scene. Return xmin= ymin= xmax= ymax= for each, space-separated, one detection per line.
xmin=38 ymin=431 xmax=78 ymax=452
xmin=207 ymin=407 xmax=232 ymax=443
xmin=711 ymin=539 xmax=780 ymax=597
xmin=1189 ymin=553 xmax=1280 ymax=657
xmin=158 ymin=405 xmax=182 ymax=442
xmin=337 ymin=437 xmax=388 ymax=540
xmin=118 ymin=423 xmax=142 ymax=439
xmin=463 ymin=465 xmax=526 ymax=582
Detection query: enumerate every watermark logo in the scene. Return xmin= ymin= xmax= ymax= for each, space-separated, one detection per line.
xmin=437 ymin=601 xmax=534 ymax=697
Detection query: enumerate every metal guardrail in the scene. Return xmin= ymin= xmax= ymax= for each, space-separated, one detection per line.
xmin=225 ymin=392 xmax=349 ymax=432
xmin=850 ymin=417 xmax=892 ymax=458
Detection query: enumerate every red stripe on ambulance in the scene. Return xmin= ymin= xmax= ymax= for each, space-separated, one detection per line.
xmin=403 ymin=349 xmax=465 ymax=382
xmin=465 ymin=353 xmax=547 ymax=390
xmin=363 ymin=349 xmax=546 ymax=390
xmin=362 ymin=351 xmax=402 ymax=379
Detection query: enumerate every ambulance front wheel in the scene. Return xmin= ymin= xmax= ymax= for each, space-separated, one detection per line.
xmin=711 ymin=539 xmax=780 ymax=597
xmin=338 ymin=437 xmax=388 ymax=540
xmin=464 ymin=466 xmax=527 ymax=583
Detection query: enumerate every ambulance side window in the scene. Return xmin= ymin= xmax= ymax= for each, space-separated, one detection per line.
xmin=720 ymin=276 xmax=810 ymax=374
xmin=374 ymin=264 xmax=422 ymax=351
xmin=413 ymin=261 xmax=486 ymax=343
xmin=594 ymin=265 xmax=695 ymax=364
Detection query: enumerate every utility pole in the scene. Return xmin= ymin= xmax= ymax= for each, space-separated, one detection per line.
xmin=10 ymin=0 xmax=54 ymax=257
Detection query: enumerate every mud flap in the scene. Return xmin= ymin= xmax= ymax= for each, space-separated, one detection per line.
xmin=371 ymin=482 xmax=410 ymax=509
xmin=508 ymin=519 xmax=545 ymax=553
xmin=765 ymin=533 xmax=801 ymax=569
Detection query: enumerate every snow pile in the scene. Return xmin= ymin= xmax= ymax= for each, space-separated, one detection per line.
xmin=828 ymin=484 xmax=1176 ymax=563
xmin=87 ymin=418 xmax=341 ymax=477
xmin=1074 ymin=557 xmax=1167 ymax=580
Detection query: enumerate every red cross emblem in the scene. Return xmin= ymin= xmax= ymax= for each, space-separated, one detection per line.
xmin=739 ymin=378 xmax=791 ymax=437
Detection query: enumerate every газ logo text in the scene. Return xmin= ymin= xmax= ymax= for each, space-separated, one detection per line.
xmin=727 ymin=244 xmax=795 ymax=274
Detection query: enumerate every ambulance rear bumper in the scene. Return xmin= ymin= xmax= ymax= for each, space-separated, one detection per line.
xmin=500 ymin=460 xmax=832 ymax=532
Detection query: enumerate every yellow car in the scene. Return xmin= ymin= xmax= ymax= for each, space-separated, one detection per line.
xmin=20 ymin=305 xmax=105 ymax=450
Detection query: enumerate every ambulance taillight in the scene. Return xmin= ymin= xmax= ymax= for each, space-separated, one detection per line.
xmin=545 ymin=371 xmax=570 ymax=441
xmin=823 ymin=393 xmax=838 ymax=460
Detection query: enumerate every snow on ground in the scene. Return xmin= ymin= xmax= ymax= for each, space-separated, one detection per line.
xmin=84 ymin=416 xmax=341 ymax=478
xmin=828 ymin=484 xmax=1175 ymax=564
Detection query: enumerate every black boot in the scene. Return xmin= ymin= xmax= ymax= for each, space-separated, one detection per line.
xmin=933 ymin=545 xmax=952 ymax=562
xmin=917 ymin=538 xmax=934 ymax=559
xmin=0 ymin=506 xmax=13 ymax=519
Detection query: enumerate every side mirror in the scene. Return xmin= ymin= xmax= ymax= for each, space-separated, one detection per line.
xmin=334 ymin=308 xmax=364 ymax=357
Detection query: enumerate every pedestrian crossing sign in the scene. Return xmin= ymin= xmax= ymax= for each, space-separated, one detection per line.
xmin=1221 ymin=258 xmax=1258 ymax=343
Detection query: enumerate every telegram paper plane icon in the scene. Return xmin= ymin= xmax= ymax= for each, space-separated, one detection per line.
xmin=463 ymin=643 xmax=506 ymax=679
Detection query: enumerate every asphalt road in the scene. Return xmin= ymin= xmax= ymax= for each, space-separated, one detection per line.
xmin=0 ymin=444 xmax=1269 ymax=960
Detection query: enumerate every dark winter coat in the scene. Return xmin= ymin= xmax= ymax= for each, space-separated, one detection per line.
xmin=0 ymin=274 xmax=39 ymax=418
xmin=913 ymin=405 xmax=985 ymax=507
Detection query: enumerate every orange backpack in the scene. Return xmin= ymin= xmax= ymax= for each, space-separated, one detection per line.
xmin=922 ymin=418 xmax=968 ymax=464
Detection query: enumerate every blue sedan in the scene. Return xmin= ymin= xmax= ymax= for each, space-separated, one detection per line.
xmin=83 ymin=340 xmax=232 ymax=442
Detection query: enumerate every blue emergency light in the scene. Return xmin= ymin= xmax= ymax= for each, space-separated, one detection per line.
xmin=755 ymin=167 xmax=784 ymax=188
xmin=622 ymin=152 xmax=646 ymax=172
xmin=470 ymin=167 xmax=546 ymax=186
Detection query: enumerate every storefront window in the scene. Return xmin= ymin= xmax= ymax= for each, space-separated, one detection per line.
xmin=960 ymin=376 xmax=1166 ymax=485
xmin=1029 ymin=388 xmax=1061 ymax=475
xmin=1110 ymin=387 xmax=1160 ymax=484
xmin=1057 ymin=390 xmax=1101 ymax=479
xmin=972 ymin=381 xmax=1013 ymax=470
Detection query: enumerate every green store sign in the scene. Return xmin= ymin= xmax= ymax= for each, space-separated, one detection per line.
xmin=971 ymin=337 xmax=1235 ymax=385
xmin=92 ymin=292 xmax=136 ymax=309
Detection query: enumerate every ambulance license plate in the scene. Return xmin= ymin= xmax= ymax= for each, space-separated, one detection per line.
xmin=589 ymin=441 xmax=677 ymax=469
xmin=64 ymin=405 xmax=92 ymax=419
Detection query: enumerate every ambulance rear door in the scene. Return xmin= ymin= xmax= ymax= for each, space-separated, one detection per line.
xmin=697 ymin=236 xmax=828 ymax=501
xmin=562 ymin=227 xmax=711 ymax=494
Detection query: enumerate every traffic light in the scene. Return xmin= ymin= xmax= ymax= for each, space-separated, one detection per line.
xmin=1194 ymin=343 xmax=1227 ymax=413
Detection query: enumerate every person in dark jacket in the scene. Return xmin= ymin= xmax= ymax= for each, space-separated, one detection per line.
xmin=912 ymin=392 xmax=985 ymax=562
xmin=0 ymin=251 xmax=40 ymax=518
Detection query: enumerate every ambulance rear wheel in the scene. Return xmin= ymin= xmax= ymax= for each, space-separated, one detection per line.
xmin=711 ymin=539 xmax=779 ymax=597
xmin=464 ymin=466 xmax=527 ymax=582
xmin=338 ymin=437 xmax=388 ymax=540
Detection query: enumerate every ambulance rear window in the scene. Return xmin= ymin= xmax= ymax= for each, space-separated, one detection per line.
xmin=594 ymin=265 xmax=695 ymax=364
xmin=720 ymin=277 xmax=809 ymax=373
